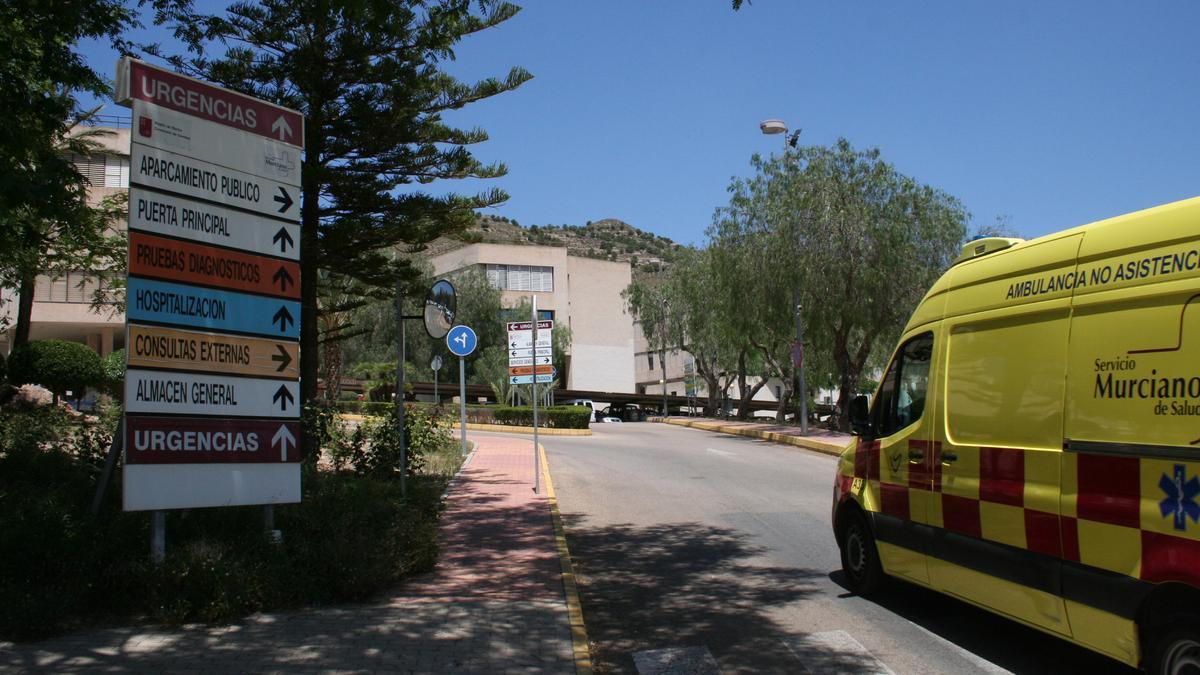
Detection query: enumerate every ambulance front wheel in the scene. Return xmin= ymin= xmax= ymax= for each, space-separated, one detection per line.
xmin=1145 ymin=620 xmax=1200 ymax=675
xmin=839 ymin=509 xmax=884 ymax=595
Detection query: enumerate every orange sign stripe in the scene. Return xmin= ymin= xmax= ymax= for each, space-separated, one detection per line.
xmin=507 ymin=365 xmax=555 ymax=376
xmin=129 ymin=231 xmax=300 ymax=299
xmin=128 ymin=324 xmax=299 ymax=379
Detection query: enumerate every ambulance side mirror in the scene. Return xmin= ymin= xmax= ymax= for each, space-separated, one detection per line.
xmin=849 ymin=395 xmax=872 ymax=437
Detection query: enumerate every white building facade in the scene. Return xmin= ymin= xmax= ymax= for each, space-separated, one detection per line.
xmin=432 ymin=243 xmax=636 ymax=393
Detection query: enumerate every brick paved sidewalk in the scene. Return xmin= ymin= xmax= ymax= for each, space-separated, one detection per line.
xmin=0 ymin=435 xmax=577 ymax=674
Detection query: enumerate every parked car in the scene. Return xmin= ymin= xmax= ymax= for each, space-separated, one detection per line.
xmin=596 ymin=403 xmax=644 ymax=422
xmin=563 ymin=398 xmax=598 ymax=422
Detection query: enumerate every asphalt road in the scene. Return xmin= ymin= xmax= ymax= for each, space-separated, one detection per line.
xmin=543 ymin=422 xmax=1135 ymax=675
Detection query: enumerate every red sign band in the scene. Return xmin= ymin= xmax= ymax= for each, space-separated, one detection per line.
xmin=127 ymin=60 xmax=304 ymax=148
xmin=129 ymin=231 xmax=300 ymax=299
xmin=125 ymin=416 xmax=302 ymax=464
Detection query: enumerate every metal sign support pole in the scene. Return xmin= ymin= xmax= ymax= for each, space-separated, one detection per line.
xmin=459 ymin=356 xmax=469 ymax=455
xmin=532 ymin=296 xmax=540 ymax=494
xmin=90 ymin=416 xmax=124 ymax=516
xmin=396 ymin=279 xmax=407 ymax=497
xmin=151 ymin=510 xmax=166 ymax=563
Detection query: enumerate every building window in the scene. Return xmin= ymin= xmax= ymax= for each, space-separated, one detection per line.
xmin=775 ymin=385 xmax=782 ymax=399
xmin=648 ymin=353 xmax=655 ymax=370
xmin=485 ymin=264 xmax=553 ymax=292
xmin=500 ymin=308 xmax=554 ymax=323
xmin=70 ymin=153 xmax=129 ymax=188
xmin=34 ymin=272 xmax=110 ymax=304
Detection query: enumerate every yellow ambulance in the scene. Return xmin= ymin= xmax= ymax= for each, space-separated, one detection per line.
xmin=832 ymin=196 xmax=1200 ymax=673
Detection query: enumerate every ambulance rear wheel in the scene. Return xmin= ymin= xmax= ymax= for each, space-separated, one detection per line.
xmin=840 ymin=509 xmax=884 ymax=595
xmin=1146 ymin=621 xmax=1200 ymax=675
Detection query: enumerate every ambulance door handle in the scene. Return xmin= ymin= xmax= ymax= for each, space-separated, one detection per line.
xmin=908 ymin=450 xmax=924 ymax=462
xmin=941 ymin=451 xmax=958 ymax=463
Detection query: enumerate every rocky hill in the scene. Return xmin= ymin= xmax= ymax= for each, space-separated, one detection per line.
xmin=426 ymin=215 xmax=684 ymax=275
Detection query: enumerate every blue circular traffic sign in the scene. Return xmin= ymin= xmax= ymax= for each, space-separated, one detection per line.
xmin=446 ymin=325 xmax=478 ymax=357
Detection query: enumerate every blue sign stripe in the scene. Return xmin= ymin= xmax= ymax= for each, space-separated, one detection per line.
xmin=127 ymin=277 xmax=300 ymax=339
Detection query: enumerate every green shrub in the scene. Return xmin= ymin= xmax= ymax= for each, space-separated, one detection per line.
xmin=101 ymin=348 xmax=125 ymax=396
xmin=0 ymin=350 xmax=6 ymax=383
xmin=491 ymin=406 xmax=590 ymax=429
xmin=7 ymin=340 xmax=104 ymax=402
xmin=0 ymin=403 xmax=460 ymax=640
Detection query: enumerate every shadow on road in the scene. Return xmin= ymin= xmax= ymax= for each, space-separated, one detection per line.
xmin=828 ymin=571 xmax=1138 ymax=675
xmin=562 ymin=513 xmax=875 ymax=674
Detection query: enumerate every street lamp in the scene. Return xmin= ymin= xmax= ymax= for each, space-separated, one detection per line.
xmin=759 ymin=118 xmax=808 ymax=435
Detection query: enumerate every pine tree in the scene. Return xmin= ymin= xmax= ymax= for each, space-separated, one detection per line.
xmin=156 ymin=0 xmax=531 ymax=406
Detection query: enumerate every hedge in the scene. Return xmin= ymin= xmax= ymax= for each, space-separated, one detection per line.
xmin=7 ymin=340 xmax=103 ymax=400
xmin=492 ymin=406 xmax=591 ymax=429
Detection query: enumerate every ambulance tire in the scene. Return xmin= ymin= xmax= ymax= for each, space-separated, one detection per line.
xmin=839 ymin=509 xmax=884 ymax=595
xmin=1145 ymin=619 xmax=1200 ymax=675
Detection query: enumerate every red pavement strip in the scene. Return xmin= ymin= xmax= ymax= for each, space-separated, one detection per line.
xmin=403 ymin=434 xmax=594 ymax=674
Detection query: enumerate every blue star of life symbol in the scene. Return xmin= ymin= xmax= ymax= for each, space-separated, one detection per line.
xmin=1159 ymin=464 xmax=1200 ymax=531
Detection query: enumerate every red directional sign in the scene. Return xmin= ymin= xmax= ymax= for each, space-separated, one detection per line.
xmin=129 ymin=231 xmax=300 ymax=299
xmin=119 ymin=59 xmax=304 ymax=148
xmin=125 ymin=416 xmax=301 ymax=464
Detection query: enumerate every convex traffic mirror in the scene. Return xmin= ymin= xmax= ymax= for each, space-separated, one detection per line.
xmin=423 ymin=279 xmax=456 ymax=339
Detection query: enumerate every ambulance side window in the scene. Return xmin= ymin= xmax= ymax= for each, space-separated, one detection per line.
xmin=872 ymin=332 xmax=933 ymax=437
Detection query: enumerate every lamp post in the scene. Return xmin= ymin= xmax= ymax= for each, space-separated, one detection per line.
xmin=759 ymin=118 xmax=808 ymax=435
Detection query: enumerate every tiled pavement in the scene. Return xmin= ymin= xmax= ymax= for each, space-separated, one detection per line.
xmin=0 ymin=435 xmax=578 ymax=674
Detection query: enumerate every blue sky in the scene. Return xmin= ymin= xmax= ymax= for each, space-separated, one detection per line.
xmin=83 ymin=1 xmax=1200 ymax=246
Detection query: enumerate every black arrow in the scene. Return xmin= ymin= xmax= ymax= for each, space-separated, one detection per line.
xmin=272 ymin=227 xmax=294 ymax=253
xmin=272 ymin=344 xmax=292 ymax=372
xmin=272 ymin=266 xmax=294 ymax=292
xmin=272 ymin=306 xmax=293 ymax=332
xmin=274 ymin=187 xmax=293 ymax=214
xmin=272 ymin=384 xmax=294 ymax=411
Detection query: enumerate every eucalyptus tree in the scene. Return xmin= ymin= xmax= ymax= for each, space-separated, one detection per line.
xmin=624 ymin=246 xmax=744 ymax=416
xmin=154 ymin=0 xmax=532 ymax=408
xmin=715 ymin=139 xmax=967 ymax=428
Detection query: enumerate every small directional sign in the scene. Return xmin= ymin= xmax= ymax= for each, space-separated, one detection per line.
xmin=129 ymin=189 xmax=300 ymax=261
xmin=131 ymin=145 xmax=301 ymax=221
xmin=509 ymin=347 xmax=552 ymax=358
xmin=127 ymin=277 xmax=300 ymax=339
xmin=508 ymin=365 xmax=555 ymax=377
xmin=510 ymin=374 xmax=554 ymax=385
xmin=125 ymin=416 xmax=301 ymax=464
xmin=129 ymin=230 xmax=300 ymax=299
xmin=127 ymin=325 xmax=298 ymax=378
xmin=507 ymin=356 xmax=552 ymax=367
xmin=125 ymin=369 xmax=300 ymax=418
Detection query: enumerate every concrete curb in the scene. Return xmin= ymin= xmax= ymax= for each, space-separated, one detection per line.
xmin=654 ymin=417 xmax=850 ymax=457
xmin=336 ymin=414 xmax=591 ymax=436
xmin=464 ymin=422 xmax=592 ymax=436
xmin=539 ymin=443 xmax=594 ymax=675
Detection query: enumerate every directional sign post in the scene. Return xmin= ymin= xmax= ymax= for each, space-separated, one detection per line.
xmin=446 ymin=325 xmax=477 ymax=456
xmin=115 ymin=58 xmax=304 ymax=547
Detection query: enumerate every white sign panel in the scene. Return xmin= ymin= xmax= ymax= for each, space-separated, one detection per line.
xmin=129 ymin=188 xmax=299 ymax=260
xmin=507 ymin=356 xmax=553 ymax=367
xmin=124 ymin=464 xmax=300 ymax=511
xmin=131 ymin=144 xmax=300 ymax=221
xmin=132 ymin=99 xmax=300 ymax=186
xmin=509 ymin=346 xmax=552 ymax=358
xmin=125 ymin=369 xmax=300 ymax=418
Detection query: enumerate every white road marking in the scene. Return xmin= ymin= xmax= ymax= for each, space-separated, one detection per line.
xmin=904 ymin=621 xmax=1013 ymax=674
xmin=781 ymin=631 xmax=895 ymax=674
xmin=633 ymin=646 xmax=722 ymax=674
xmin=706 ymin=447 xmax=735 ymax=457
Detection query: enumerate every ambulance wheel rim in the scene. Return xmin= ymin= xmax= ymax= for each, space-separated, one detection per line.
xmin=1162 ymin=636 xmax=1200 ymax=675
xmin=845 ymin=528 xmax=867 ymax=577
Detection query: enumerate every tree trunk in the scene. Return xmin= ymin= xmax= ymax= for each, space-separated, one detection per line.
xmin=299 ymin=124 xmax=322 ymax=457
xmin=13 ymin=271 xmax=36 ymax=348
